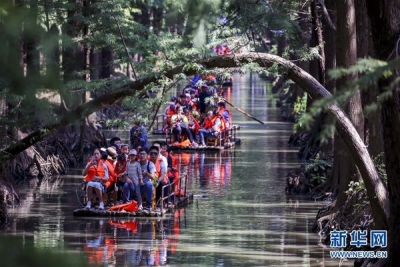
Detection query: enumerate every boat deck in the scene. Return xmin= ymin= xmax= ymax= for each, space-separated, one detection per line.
xmin=73 ymin=193 xmax=193 ymax=217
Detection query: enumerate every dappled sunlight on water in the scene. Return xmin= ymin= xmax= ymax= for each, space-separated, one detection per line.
xmin=1 ymin=73 xmax=351 ymax=266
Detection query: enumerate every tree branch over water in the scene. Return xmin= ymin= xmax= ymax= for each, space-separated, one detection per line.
xmin=0 ymin=52 xmax=389 ymax=229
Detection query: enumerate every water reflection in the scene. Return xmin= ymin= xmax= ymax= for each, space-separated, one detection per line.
xmin=72 ymin=209 xmax=187 ymax=266
xmin=177 ymin=150 xmax=233 ymax=197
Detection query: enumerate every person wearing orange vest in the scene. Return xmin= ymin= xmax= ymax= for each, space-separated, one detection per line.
xmin=104 ymin=147 xmax=117 ymax=189
xmin=198 ymin=110 xmax=222 ymax=147
xmin=163 ymin=103 xmax=176 ymax=130
xmin=217 ymin=101 xmax=231 ymax=129
xmin=83 ymin=148 xmax=109 ymax=210
xmin=149 ymin=145 xmax=169 ymax=207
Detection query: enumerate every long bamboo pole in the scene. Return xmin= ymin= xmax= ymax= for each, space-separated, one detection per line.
xmin=222 ymin=98 xmax=265 ymax=125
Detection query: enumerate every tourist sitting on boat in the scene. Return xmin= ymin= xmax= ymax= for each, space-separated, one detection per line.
xmin=217 ymin=101 xmax=231 ymax=129
xmin=83 ymin=148 xmax=109 ymax=210
xmin=183 ymin=106 xmax=200 ymax=137
xmin=130 ymin=117 xmax=149 ymax=150
xmin=149 ymin=145 xmax=169 ymax=207
xmin=184 ymin=93 xmax=197 ymax=111
xmin=178 ymin=94 xmax=191 ymax=110
xmin=163 ymin=103 xmax=176 ymax=130
xmin=138 ymin=148 xmax=156 ymax=210
xmin=166 ymin=146 xmax=180 ymax=199
xmin=125 ymin=149 xmax=143 ymax=210
xmin=114 ymin=152 xmax=127 ymax=202
xmin=198 ymin=110 xmax=222 ymax=147
xmin=170 ymin=106 xmax=198 ymax=147
xmin=103 ymin=147 xmax=118 ymax=190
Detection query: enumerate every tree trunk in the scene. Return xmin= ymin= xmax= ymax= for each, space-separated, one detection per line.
xmin=62 ymin=0 xmax=85 ymax=109
xmin=366 ymin=1 xmax=400 ymax=265
xmin=355 ymin=0 xmax=383 ymax=158
xmin=333 ymin=0 xmax=365 ymax=209
xmin=45 ymin=24 xmax=61 ymax=89
xmin=90 ymin=50 xmax=101 ymax=81
xmin=319 ymin=0 xmax=336 ymax=172
xmin=100 ymin=48 xmax=113 ymax=79
xmin=25 ymin=0 xmax=41 ymax=93
xmin=152 ymin=4 xmax=164 ymax=36
xmin=0 ymin=52 xmax=389 ymax=230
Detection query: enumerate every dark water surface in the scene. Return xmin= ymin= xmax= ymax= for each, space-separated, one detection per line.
xmin=1 ymin=73 xmax=349 ymax=267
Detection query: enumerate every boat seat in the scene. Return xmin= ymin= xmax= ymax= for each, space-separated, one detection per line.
xmin=206 ymin=136 xmax=220 ymax=146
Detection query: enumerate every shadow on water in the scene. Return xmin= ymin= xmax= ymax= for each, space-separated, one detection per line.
xmin=1 ymin=73 xmax=352 ymax=266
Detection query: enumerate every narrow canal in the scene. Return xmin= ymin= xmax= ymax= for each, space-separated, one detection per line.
xmin=1 ymin=73 xmax=349 ymax=266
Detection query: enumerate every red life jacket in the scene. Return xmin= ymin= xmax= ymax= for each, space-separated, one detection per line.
xmin=203 ymin=117 xmax=213 ymax=129
xmin=114 ymin=160 xmax=127 ymax=176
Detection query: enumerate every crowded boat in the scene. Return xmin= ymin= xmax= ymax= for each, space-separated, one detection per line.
xmin=74 ymin=140 xmax=193 ymax=217
xmin=153 ymin=74 xmax=240 ymax=150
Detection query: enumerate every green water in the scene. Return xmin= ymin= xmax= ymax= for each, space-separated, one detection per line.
xmin=1 ymin=73 xmax=350 ymax=267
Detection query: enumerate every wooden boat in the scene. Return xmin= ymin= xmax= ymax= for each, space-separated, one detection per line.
xmin=73 ymin=193 xmax=193 ymax=217
xmin=74 ymin=175 xmax=193 ymax=217
xmin=167 ymin=125 xmax=241 ymax=151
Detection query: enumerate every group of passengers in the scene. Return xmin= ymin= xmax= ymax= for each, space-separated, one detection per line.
xmin=83 ymin=139 xmax=180 ymax=211
xmin=164 ymin=75 xmax=232 ymax=148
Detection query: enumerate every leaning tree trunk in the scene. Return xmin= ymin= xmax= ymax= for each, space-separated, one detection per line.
xmin=333 ymin=0 xmax=365 ymax=209
xmin=366 ymin=1 xmax=400 ymax=265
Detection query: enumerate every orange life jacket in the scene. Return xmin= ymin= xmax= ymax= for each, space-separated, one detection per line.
xmin=153 ymin=158 xmax=169 ymax=184
xmin=108 ymin=201 xmax=138 ymax=212
xmin=84 ymin=158 xmax=106 ymax=182
xmin=215 ymin=114 xmax=226 ymax=131
xmin=103 ymin=160 xmax=116 ymax=188
xmin=166 ymin=106 xmax=175 ymax=126
xmin=210 ymin=116 xmax=223 ymax=133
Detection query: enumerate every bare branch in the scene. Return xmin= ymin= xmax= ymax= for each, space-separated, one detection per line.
xmin=318 ymin=0 xmax=337 ymax=31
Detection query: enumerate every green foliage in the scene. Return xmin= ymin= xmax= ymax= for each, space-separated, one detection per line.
xmin=344 ymin=153 xmax=387 ymax=196
xmin=106 ymin=118 xmax=130 ymax=129
xmin=345 ymin=180 xmax=366 ymax=196
xmin=305 ymin=154 xmax=331 ymax=185
xmin=309 ymin=173 xmax=327 ymax=185
xmin=306 ymin=156 xmax=331 ymax=173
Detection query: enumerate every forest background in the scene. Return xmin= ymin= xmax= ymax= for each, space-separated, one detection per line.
xmin=0 ymin=0 xmax=399 ymax=266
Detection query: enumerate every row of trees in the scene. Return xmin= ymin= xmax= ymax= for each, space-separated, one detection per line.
xmin=1 ymin=0 xmax=400 ymax=265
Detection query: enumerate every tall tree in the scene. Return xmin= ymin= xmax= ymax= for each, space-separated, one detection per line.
xmin=333 ymin=0 xmax=365 ymax=209
xmin=62 ymin=0 xmax=85 ymax=109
